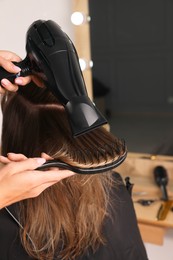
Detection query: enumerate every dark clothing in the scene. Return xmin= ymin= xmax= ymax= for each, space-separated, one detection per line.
xmin=0 ymin=173 xmax=148 ymax=260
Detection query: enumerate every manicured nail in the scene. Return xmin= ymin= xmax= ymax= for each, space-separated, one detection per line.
xmin=13 ymin=65 xmax=21 ymax=73
xmin=15 ymin=78 xmax=23 ymax=85
xmin=1 ymin=79 xmax=10 ymax=87
xmin=36 ymin=158 xmax=46 ymax=165
xmin=7 ymin=152 xmax=14 ymax=156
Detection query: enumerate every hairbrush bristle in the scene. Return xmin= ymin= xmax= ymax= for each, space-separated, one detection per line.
xmin=52 ymin=127 xmax=126 ymax=169
xmin=1 ymin=83 xmax=127 ymax=172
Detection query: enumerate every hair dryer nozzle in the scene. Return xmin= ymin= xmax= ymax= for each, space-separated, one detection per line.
xmin=66 ymin=96 xmax=107 ymax=137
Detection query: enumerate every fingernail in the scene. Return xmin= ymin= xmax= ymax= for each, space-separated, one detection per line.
xmin=36 ymin=158 xmax=46 ymax=165
xmin=1 ymin=79 xmax=10 ymax=87
xmin=7 ymin=152 xmax=14 ymax=156
xmin=13 ymin=65 xmax=21 ymax=73
xmin=15 ymin=78 xmax=23 ymax=85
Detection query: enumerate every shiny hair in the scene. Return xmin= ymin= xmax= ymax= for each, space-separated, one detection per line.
xmin=1 ymin=84 xmax=125 ymax=260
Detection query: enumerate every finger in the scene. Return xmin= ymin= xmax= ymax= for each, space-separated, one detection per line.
xmin=4 ymin=158 xmax=46 ymax=174
xmin=7 ymin=153 xmax=28 ymax=162
xmin=0 ymin=50 xmax=21 ymax=62
xmin=0 ymin=155 xmax=11 ymax=164
xmin=15 ymin=76 xmax=31 ymax=86
xmin=36 ymin=169 xmax=75 ymax=183
xmin=1 ymin=79 xmax=19 ymax=92
xmin=41 ymin=152 xmax=53 ymax=160
xmin=11 ymin=169 xmax=75 ymax=199
xmin=0 ymin=57 xmax=21 ymax=74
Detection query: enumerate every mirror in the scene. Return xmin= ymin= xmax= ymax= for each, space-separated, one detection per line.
xmin=89 ymin=0 xmax=173 ymax=156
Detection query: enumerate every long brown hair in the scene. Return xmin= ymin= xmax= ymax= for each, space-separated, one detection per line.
xmin=1 ymin=84 xmax=125 ymax=260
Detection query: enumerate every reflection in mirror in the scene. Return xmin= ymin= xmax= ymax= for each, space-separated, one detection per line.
xmin=89 ymin=0 xmax=173 ymax=156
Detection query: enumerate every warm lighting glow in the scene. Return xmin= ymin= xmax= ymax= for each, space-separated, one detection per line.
xmin=71 ymin=11 xmax=91 ymax=25
xmin=150 ymin=155 xmax=157 ymax=160
xmin=89 ymin=60 xmax=93 ymax=68
xmin=79 ymin=58 xmax=93 ymax=71
xmin=79 ymin=58 xmax=87 ymax=71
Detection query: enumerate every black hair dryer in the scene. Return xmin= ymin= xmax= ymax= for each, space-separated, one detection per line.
xmin=0 ymin=20 xmax=107 ymax=137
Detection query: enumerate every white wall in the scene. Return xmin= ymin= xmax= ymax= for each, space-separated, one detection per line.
xmin=0 ymin=0 xmax=74 ymax=57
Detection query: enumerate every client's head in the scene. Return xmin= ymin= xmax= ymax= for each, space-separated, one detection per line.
xmin=1 ymin=83 xmax=126 ymax=260
xmin=1 ymin=83 xmax=125 ymax=168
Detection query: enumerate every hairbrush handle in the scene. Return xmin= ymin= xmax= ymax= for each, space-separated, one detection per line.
xmin=36 ymin=151 xmax=127 ymax=174
xmin=0 ymin=58 xmax=31 ymax=84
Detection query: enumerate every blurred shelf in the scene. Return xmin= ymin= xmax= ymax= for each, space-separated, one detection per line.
xmin=117 ymin=152 xmax=173 ymax=245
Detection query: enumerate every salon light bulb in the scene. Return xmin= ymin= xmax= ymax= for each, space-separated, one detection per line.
xmin=89 ymin=60 xmax=93 ymax=68
xmin=79 ymin=58 xmax=87 ymax=71
xmin=79 ymin=59 xmax=93 ymax=71
xmin=71 ymin=12 xmax=91 ymax=25
xmin=71 ymin=12 xmax=84 ymax=25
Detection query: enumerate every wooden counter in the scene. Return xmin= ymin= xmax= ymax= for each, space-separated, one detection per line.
xmin=117 ymin=153 xmax=173 ymax=245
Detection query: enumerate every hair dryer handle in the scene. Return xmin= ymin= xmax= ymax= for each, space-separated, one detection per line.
xmin=0 ymin=58 xmax=31 ymax=84
xmin=0 ymin=66 xmax=19 ymax=83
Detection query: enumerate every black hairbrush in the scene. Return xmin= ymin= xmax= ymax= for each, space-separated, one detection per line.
xmin=153 ymin=165 xmax=169 ymax=201
xmin=36 ymin=151 xmax=127 ymax=174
